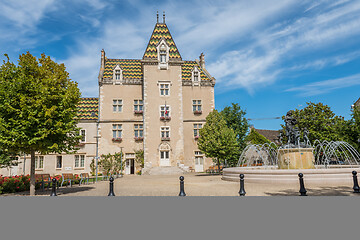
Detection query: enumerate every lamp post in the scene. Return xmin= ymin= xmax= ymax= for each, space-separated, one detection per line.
xmin=94 ymin=122 xmax=101 ymax=182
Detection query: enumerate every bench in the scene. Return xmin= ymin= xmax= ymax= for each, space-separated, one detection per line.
xmin=206 ymin=166 xmax=223 ymax=174
xmin=80 ymin=173 xmax=96 ymax=185
xmin=61 ymin=173 xmax=80 ymax=187
xmin=35 ymin=174 xmax=52 ymax=191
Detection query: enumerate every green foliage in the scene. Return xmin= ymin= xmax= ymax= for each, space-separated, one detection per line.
xmin=221 ymin=103 xmax=249 ymax=152
xmin=134 ymin=149 xmax=144 ymax=168
xmin=99 ymin=152 xmax=124 ymax=176
xmin=0 ymin=175 xmax=30 ymax=194
xmin=0 ymin=52 xmax=81 ymax=155
xmin=245 ymin=128 xmax=272 ymax=145
xmin=0 ymin=52 xmax=81 ymax=195
xmin=280 ymin=102 xmax=346 ymax=144
xmin=342 ymin=105 xmax=360 ymax=151
xmin=0 ymin=150 xmax=19 ymax=168
xmin=198 ymin=110 xmax=239 ymax=167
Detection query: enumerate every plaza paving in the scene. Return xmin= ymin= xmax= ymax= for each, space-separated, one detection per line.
xmin=4 ymin=172 xmax=360 ymax=196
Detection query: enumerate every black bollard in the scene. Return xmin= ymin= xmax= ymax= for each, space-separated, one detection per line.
xmin=108 ymin=177 xmax=115 ymax=196
xmin=50 ymin=178 xmax=57 ymax=196
xmin=298 ymin=173 xmax=307 ymax=196
xmin=238 ymin=174 xmax=246 ymax=196
xmin=352 ymin=171 xmax=360 ymax=193
xmin=179 ymin=176 xmax=186 ymax=196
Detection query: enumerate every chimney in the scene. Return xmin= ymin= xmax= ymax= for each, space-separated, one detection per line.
xmin=101 ymin=49 xmax=105 ymax=70
xmin=199 ymin=53 xmax=205 ymax=69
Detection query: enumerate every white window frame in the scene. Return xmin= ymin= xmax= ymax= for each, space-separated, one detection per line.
xmin=160 ymin=105 xmax=171 ymax=118
xmin=156 ymin=39 xmax=170 ymax=70
xmin=134 ymin=124 xmax=143 ymax=138
xmin=192 ymin=66 xmax=201 ymax=85
xmin=134 ymin=100 xmax=143 ymax=112
xmin=112 ymin=124 xmax=122 ymax=139
xmin=75 ymin=155 xmax=85 ymax=168
xmin=192 ymin=100 xmax=202 ymax=112
xmin=56 ymin=156 xmax=62 ymax=169
xmin=193 ymin=123 xmax=203 ymax=137
xmin=160 ymin=126 xmax=170 ymax=139
xmin=113 ymin=99 xmax=123 ymax=112
xmin=113 ymin=65 xmax=123 ymax=84
xmin=80 ymin=129 xmax=86 ymax=142
xmin=35 ymin=156 xmax=44 ymax=170
xmin=159 ymin=83 xmax=170 ymax=96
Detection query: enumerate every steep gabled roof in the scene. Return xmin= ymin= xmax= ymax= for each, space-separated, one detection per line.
xmin=254 ymin=128 xmax=280 ymax=145
xmin=143 ymin=23 xmax=182 ymax=60
xmin=77 ymin=98 xmax=98 ymax=121
xmin=355 ymin=98 xmax=360 ymax=107
xmin=182 ymin=61 xmax=210 ymax=81
xmin=103 ymin=59 xmax=143 ymax=80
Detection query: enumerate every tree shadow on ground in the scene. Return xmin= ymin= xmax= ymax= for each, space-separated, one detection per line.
xmin=194 ymin=173 xmax=222 ymax=177
xmin=265 ymin=186 xmax=359 ymax=196
xmin=2 ymin=185 xmax=96 ymax=196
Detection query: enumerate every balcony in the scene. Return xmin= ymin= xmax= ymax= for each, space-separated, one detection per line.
xmin=112 ymin=138 xmax=122 ymax=142
xmin=160 ymin=116 xmax=171 ymax=121
xmin=75 ymin=142 xmax=85 ymax=147
xmin=134 ymin=110 xmax=143 ymax=114
xmin=134 ymin=137 xmax=144 ymax=141
xmin=161 ymin=137 xmax=170 ymax=141
xmin=193 ymin=110 xmax=202 ymax=115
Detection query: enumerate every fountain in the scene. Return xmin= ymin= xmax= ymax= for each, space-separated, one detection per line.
xmin=222 ymin=111 xmax=360 ymax=184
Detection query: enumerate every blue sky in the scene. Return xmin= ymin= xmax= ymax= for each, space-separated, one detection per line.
xmin=1 ymin=0 xmax=359 ymax=130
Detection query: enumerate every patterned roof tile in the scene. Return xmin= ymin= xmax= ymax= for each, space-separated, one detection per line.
xmin=182 ymin=61 xmax=210 ymax=81
xmin=77 ymin=97 xmax=98 ymax=120
xmin=103 ymin=59 xmax=143 ymax=79
xmin=143 ymin=23 xmax=182 ymax=60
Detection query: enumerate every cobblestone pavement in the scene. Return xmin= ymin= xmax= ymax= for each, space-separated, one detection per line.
xmin=4 ymin=173 xmax=359 ymax=196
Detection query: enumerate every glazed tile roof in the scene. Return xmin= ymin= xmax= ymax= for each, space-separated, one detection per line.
xmin=103 ymin=59 xmax=143 ymax=79
xmin=182 ymin=61 xmax=210 ymax=81
xmin=143 ymin=23 xmax=182 ymax=60
xmin=77 ymin=97 xmax=98 ymax=120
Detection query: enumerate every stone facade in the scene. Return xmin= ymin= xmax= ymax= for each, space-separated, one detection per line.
xmin=0 ymin=17 xmax=216 ymax=176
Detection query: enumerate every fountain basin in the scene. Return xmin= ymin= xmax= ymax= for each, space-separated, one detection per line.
xmin=278 ymin=148 xmax=315 ymax=169
xmin=222 ymin=166 xmax=359 ymax=185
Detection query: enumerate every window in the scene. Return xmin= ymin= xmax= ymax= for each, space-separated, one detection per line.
xmin=160 ymin=83 xmax=169 ymax=96
xmin=194 ymin=70 xmax=199 ymax=82
xmin=115 ymin=70 xmax=121 ymax=80
xmin=112 ymin=124 xmax=122 ymax=138
xmin=161 ymin=126 xmax=170 ymax=139
xmin=160 ymin=151 xmax=169 ymax=160
xmin=160 ymin=105 xmax=170 ymax=117
xmin=56 ymin=156 xmax=62 ymax=169
xmin=193 ymin=124 xmax=203 ymax=138
xmin=35 ymin=156 xmax=44 ymax=169
xmin=75 ymin=155 xmax=85 ymax=168
xmin=134 ymin=100 xmax=143 ymax=112
xmin=134 ymin=124 xmax=143 ymax=138
xmin=113 ymin=99 xmax=122 ymax=112
xmin=80 ymin=129 xmax=86 ymax=142
xmin=160 ymin=50 xmax=166 ymax=63
xmin=193 ymin=100 xmax=202 ymax=112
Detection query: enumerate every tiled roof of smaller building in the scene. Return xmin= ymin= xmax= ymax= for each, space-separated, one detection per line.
xmin=182 ymin=61 xmax=210 ymax=81
xmin=355 ymin=98 xmax=360 ymax=107
xmin=254 ymin=129 xmax=280 ymax=144
xmin=103 ymin=59 xmax=143 ymax=79
xmin=77 ymin=97 xmax=98 ymax=120
xmin=143 ymin=23 xmax=182 ymax=60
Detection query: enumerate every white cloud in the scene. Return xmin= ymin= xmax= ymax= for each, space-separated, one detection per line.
xmin=285 ymin=74 xmax=360 ymax=96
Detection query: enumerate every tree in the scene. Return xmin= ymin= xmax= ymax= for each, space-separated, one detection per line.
xmin=0 ymin=52 xmax=81 ymax=195
xmin=99 ymin=152 xmax=124 ymax=176
xmin=134 ymin=149 xmax=144 ymax=169
xmin=197 ymin=110 xmax=239 ymax=168
xmin=245 ymin=128 xmax=271 ymax=145
xmin=342 ymin=105 xmax=360 ymax=151
xmin=221 ymin=103 xmax=249 ymax=161
xmin=280 ymin=102 xmax=346 ymax=144
xmin=0 ymin=150 xmax=18 ymax=168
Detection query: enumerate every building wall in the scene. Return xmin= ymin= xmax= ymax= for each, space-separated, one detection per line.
xmin=143 ymin=63 xmax=184 ymax=170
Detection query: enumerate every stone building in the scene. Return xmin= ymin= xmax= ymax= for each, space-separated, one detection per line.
xmin=0 ymin=15 xmax=216 ymax=176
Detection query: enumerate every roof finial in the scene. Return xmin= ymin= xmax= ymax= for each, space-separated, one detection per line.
xmin=163 ymin=11 xmax=165 ymax=23
xmin=157 ymin=11 xmax=159 ymax=23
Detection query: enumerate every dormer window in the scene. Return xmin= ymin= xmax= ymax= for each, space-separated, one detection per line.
xmin=192 ymin=67 xmax=201 ymax=86
xmin=157 ymin=39 xmax=169 ymax=70
xmin=113 ymin=65 xmax=122 ymax=84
